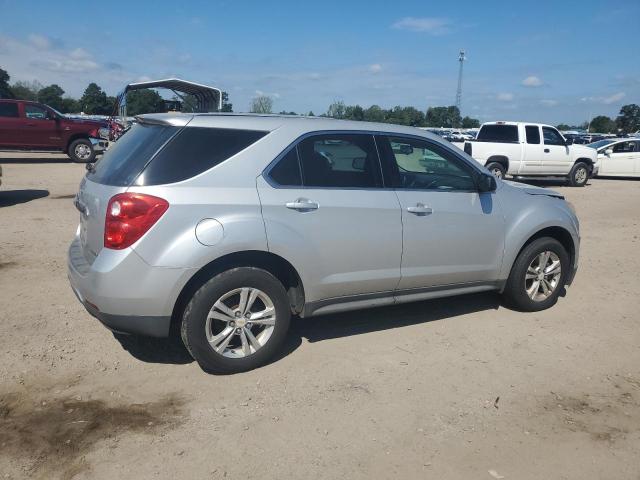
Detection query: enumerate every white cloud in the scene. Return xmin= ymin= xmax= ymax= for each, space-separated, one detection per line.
xmin=541 ymin=99 xmax=558 ymax=106
xmin=69 ymin=48 xmax=91 ymax=60
xmin=603 ymin=92 xmax=625 ymax=104
xmin=391 ymin=17 xmax=450 ymax=34
xmin=581 ymin=92 xmax=626 ymax=104
xmin=28 ymin=34 xmax=51 ymax=49
xmin=497 ymin=93 xmax=514 ymax=101
xmin=369 ymin=63 xmax=382 ymax=73
xmin=522 ymin=75 xmax=542 ymax=87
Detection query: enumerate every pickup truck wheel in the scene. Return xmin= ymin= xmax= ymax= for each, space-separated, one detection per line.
xmin=502 ymin=237 xmax=569 ymax=312
xmin=568 ymin=162 xmax=588 ymax=187
xmin=180 ymin=267 xmax=291 ymax=374
xmin=485 ymin=162 xmax=506 ymax=179
xmin=68 ymin=138 xmax=95 ymax=163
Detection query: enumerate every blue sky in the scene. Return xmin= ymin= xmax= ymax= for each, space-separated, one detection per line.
xmin=0 ymin=0 xmax=638 ymax=124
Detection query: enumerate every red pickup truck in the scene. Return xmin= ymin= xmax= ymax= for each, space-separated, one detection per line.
xmin=0 ymin=99 xmax=109 ymax=162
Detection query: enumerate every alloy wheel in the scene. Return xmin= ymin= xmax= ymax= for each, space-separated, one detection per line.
xmin=525 ymin=251 xmax=562 ymax=301
xmin=74 ymin=143 xmax=92 ymax=160
xmin=575 ymin=167 xmax=587 ymax=184
xmin=205 ymin=287 xmax=276 ymax=358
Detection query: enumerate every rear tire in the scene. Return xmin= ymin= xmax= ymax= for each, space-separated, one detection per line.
xmin=486 ymin=162 xmax=506 ymax=179
xmin=68 ymin=138 xmax=96 ymax=163
xmin=502 ymin=237 xmax=569 ymax=312
xmin=181 ymin=267 xmax=291 ymax=374
xmin=568 ymin=162 xmax=589 ymax=187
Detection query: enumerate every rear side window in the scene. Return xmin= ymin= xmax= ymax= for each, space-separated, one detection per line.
xmin=269 ymin=148 xmax=302 ymax=186
xmin=87 ymin=123 xmax=179 ymax=186
xmin=0 ymin=102 xmax=18 ymax=117
xmin=297 ymin=134 xmax=382 ymax=188
xmin=476 ymin=125 xmax=519 ymax=143
xmin=137 ymin=127 xmax=267 ymax=185
xmin=525 ymin=125 xmax=540 ymax=144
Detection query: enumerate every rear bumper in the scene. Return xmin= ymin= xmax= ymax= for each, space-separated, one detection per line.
xmin=67 ymin=236 xmax=196 ymax=337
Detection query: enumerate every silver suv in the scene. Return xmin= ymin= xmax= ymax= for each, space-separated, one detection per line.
xmin=68 ymin=114 xmax=580 ymax=373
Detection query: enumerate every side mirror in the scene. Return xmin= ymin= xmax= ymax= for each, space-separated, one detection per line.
xmin=564 ymin=137 xmax=573 ymax=145
xmin=47 ymin=111 xmax=58 ymax=121
xmin=477 ymin=173 xmax=497 ymax=192
xmin=604 ymin=148 xmax=613 ymax=156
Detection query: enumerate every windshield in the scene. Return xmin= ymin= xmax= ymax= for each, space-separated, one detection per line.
xmin=588 ymin=139 xmax=615 ymax=150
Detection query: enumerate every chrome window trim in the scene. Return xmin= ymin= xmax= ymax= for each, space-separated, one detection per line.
xmin=262 ymin=129 xmax=487 ymax=193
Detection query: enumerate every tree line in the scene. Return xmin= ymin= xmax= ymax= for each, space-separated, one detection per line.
xmin=2 ymin=66 xmax=638 ymax=132
xmin=249 ymin=95 xmax=481 ymax=128
xmin=556 ymin=106 xmax=640 ymax=134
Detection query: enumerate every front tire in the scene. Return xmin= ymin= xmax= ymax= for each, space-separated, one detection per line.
xmin=486 ymin=162 xmax=506 ymax=179
xmin=181 ymin=267 xmax=291 ymax=374
xmin=68 ymin=138 xmax=96 ymax=163
xmin=502 ymin=237 xmax=569 ymax=312
xmin=568 ymin=162 xmax=589 ymax=187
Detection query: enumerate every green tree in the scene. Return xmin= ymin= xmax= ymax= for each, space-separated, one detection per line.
xmin=11 ymin=80 xmax=42 ymax=100
xmin=37 ymin=84 xmax=65 ymax=111
xmin=616 ymin=104 xmax=640 ymax=133
xmin=345 ymin=105 xmax=364 ymax=121
xmin=326 ymin=100 xmax=346 ymax=119
xmin=250 ymin=95 xmax=273 ymax=114
xmin=79 ymin=83 xmax=112 ymax=115
xmin=556 ymin=123 xmax=571 ymax=131
xmin=221 ymin=91 xmax=232 ymax=112
xmin=125 ymin=89 xmax=165 ymax=116
xmin=60 ymin=97 xmax=80 ymax=113
xmin=461 ymin=116 xmax=480 ymax=128
xmin=0 ymin=67 xmax=14 ymax=98
xmin=426 ymin=106 xmax=461 ymax=128
xmin=588 ymin=115 xmax=616 ymax=133
xmin=363 ymin=105 xmax=385 ymax=122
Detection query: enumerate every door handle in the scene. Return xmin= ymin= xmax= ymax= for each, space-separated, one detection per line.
xmin=407 ymin=203 xmax=433 ymax=215
xmin=285 ymin=198 xmax=319 ymax=211
xmin=544 ymin=148 xmax=550 ymax=153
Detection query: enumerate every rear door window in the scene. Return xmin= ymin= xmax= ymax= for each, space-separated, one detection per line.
xmin=137 ymin=127 xmax=267 ymax=185
xmin=268 ymin=148 xmax=302 ymax=186
xmin=525 ymin=125 xmax=540 ymax=144
xmin=476 ymin=125 xmax=519 ymax=143
xmin=297 ymin=134 xmax=382 ymax=188
xmin=0 ymin=102 xmax=19 ymax=117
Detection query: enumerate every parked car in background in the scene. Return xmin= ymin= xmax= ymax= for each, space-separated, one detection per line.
xmin=0 ymin=99 xmax=109 ymax=162
xmin=464 ymin=121 xmax=598 ymax=186
xmin=68 ymin=113 xmax=580 ymax=373
xmin=589 ymin=138 xmax=640 ymax=177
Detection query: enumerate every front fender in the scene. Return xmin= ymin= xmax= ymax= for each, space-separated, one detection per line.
xmin=498 ymin=189 xmax=579 ymax=281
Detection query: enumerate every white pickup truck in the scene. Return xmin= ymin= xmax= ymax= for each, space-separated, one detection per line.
xmin=463 ymin=122 xmax=598 ymax=186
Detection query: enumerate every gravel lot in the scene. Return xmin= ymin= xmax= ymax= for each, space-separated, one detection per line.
xmin=1 ymin=152 xmax=639 ymax=480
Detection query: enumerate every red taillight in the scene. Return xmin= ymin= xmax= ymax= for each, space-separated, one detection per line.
xmin=104 ymin=193 xmax=169 ymax=249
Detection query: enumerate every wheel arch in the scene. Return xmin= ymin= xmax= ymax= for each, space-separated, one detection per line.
xmin=170 ymin=250 xmax=305 ymax=332
xmin=504 ymin=225 xmax=576 ymax=290
xmin=574 ymin=157 xmax=594 ymax=173
xmin=486 ymin=155 xmax=509 ymax=171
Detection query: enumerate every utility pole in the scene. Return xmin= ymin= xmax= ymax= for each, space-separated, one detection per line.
xmin=455 ymin=49 xmax=466 ymax=114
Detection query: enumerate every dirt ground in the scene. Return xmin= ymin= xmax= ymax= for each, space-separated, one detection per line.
xmin=1 ymin=152 xmax=639 ymax=480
